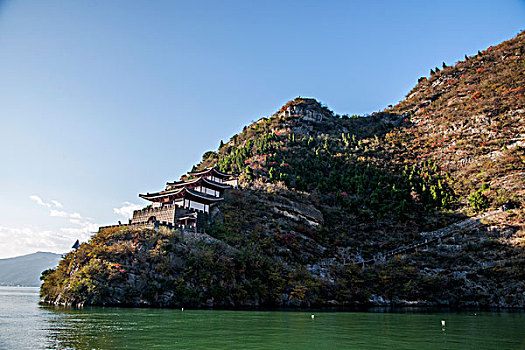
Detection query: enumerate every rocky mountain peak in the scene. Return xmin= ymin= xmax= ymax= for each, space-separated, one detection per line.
xmin=276 ymin=97 xmax=333 ymax=122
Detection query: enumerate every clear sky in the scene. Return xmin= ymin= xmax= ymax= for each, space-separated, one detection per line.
xmin=0 ymin=0 xmax=523 ymax=258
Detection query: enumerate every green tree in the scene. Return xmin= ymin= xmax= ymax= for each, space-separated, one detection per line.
xmin=467 ymin=185 xmax=490 ymax=211
xmin=245 ymin=166 xmax=254 ymax=180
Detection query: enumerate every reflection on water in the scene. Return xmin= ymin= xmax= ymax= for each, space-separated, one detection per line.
xmin=1 ymin=287 xmax=524 ymax=349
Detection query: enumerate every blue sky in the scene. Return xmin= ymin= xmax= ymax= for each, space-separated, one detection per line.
xmin=0 ymin=0 xmax=523 ymax=258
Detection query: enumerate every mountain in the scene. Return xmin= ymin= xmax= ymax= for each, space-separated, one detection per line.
xmin=41 ymin=32 xmax=524 ymax=308
xmin=0 ymin=252 xmax=62 ymax=287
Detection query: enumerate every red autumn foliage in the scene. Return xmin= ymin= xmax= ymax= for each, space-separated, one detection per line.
xmin=472 ymin=91 xmax=482 ymax=99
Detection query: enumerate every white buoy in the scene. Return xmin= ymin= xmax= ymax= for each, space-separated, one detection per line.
xmin=182 ymin=307 xmax=184 ymax=312
xmin=441 ymin=320 xmax=446 ymax=327
xmin=311 ymin=314 xmax=315 ymax=319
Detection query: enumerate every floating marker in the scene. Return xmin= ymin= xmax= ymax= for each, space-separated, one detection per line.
xmin=311 ymin=314 xmax=315 ymax=319
xmin=182 ymin=308 xmax=184 ymax=312
xmin=441 ymin=320 xmax=446 ymax=327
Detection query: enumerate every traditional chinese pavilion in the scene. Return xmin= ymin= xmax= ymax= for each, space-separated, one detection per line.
xmin=129 ymin=167 xmax=237 ymax=229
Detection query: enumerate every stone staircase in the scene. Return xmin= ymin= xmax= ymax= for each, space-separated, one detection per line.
xmin=357 ymin=209 xmax=502 ymax=267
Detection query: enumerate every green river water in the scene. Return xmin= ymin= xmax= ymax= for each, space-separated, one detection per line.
xmin=0 ymin=287 xmax=524 ymax=349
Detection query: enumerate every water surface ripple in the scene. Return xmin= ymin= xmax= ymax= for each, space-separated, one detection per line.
xmin=1 ymin=287 xmax=524 ymax=349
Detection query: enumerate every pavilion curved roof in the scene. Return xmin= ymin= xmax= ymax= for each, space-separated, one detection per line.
xmin=139 ymin=186 xmax=224 ymax=204
xmin=139 ymin=187 xmax=184 ymax=201
xmin=187 ymin=166 xmax=233 ymax=179
xmin=166 ymin=176 xmax=231 ymax=191
xmin=183 ymin=187 xmax=224 ymax=203
xmin=166 ymin=177 xmax=200 ymax=187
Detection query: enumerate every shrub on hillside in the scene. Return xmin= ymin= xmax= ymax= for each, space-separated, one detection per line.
xmin=467 ymin=184 xmax=490 ymax=211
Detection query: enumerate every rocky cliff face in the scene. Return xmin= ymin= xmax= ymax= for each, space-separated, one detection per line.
xmin=41 ymin=32 xmax=524 ymax=309
xmin=385 ymin=32 xmax=524 ymax=207
xmin=277 ymin=98 xmax=333 ymax=122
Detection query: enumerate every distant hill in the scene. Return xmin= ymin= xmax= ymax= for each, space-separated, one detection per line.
xmin=0 ymin=252 xmax=62 ymax=286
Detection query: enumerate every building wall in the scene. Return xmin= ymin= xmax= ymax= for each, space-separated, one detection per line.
xmin=206 ymin=175 xmax=223 ymax=183
xmin=131 ymin=198 xmax=212 ymax=227
xmin=131 ymin=203 xmax=177 ymax=225
xmin=187 ymin=200 xmax=206 ymax=212
xmin=99 ymin=222 xmax=155 ymax=231
xmin=194 ymin=185 xmax=219 ymax=197
xmin=225 ymin=178 xmax=238 ymax=188
xmin=197 ymin=211 xmax=209 ymax=229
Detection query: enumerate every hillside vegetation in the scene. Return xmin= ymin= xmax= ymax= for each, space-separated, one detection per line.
xmin=41 ymin=32 xmax=524 ymax=308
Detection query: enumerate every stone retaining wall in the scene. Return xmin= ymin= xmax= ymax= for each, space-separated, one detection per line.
xmin=131 ymin=204 xmax=177 ymax=225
